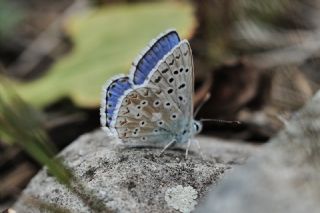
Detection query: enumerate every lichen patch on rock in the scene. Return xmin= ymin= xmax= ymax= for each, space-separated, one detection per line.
xmin=165 ymin=185 xmax=198 ymax=213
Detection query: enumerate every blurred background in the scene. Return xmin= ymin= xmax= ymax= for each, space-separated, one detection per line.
xmin=1 ymin=0 xmax=320 ymax=210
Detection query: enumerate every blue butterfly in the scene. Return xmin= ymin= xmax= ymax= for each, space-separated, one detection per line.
xmin=100 ymin=29 xmax=202 ymax=156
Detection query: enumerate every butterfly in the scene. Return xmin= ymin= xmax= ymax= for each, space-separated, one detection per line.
xmin=100 ymin=29 xmax=203 ymax=157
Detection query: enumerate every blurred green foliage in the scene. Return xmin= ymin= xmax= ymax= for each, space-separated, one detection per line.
xmin=15 ymin=1 xmax=195 ymax=108
xmin=0 ymin=77 xmax=71 ymax=184
xmin=0 ymin=76 xmax=112 ymax=212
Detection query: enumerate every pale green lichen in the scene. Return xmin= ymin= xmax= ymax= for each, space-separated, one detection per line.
xmin=165 ymin=185 xmax=198 ymax=213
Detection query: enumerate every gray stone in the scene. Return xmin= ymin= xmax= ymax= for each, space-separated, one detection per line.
xmin=197 ymin=91 xmax=320 ymax=213
xmin=13 ymin=131 xmax=255 ymax=213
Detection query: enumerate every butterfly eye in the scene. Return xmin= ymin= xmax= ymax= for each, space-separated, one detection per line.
xmin=173 ymin=70 xmax=179 ymax=75
xmin=169 ymin=78 xmax=174 ymax=83
xmin=185 ymin=68 xmax=189 ymax=73
xmin=142 ymin=136 xmax=147 ymax=141
xmin=153 ymin=129 xmax=159 ymax=133
xmin=136 ymin=105 xmax=142 ymax=110
xmin=179 ymin=68 xmax=183 ymax=72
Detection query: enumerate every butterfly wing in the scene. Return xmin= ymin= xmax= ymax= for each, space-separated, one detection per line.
xmin=110 ymin=40 xmax=194 ymax=146
xmin=130 ymin=30 xmax=180 ymax=85
xmin=100 ymin=75 xmax=132 ymax=133
xmin=101 ymin=30 xmax=181 ymax=137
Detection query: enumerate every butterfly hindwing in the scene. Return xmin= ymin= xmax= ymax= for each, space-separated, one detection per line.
xmin=100 ymin=75 xmax=132 ymax=129
xmin=112 ymin=87 xmax=175 ymax=145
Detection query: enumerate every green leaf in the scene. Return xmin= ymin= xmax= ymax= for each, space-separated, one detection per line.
xmin=14 ymin=2 xmax=195 ymax=108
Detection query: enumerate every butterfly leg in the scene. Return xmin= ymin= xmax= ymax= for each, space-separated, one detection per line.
xmin=185 ymin=139 xmax=192 ymax=159
xmin=159 ymin=139 xmax=176 ymax=156
xmin=194 ymin=139 xmax=204 ymax=159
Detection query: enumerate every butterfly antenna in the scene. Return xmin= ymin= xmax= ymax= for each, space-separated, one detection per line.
xmin=194 ymin=93 xmax=211 ymax=117
xmin=200 ymin=118 xmax=241 ymax=125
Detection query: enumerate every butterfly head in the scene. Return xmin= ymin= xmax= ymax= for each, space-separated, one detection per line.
xmin=192 ymin=120 xmax=202 ymax=135
xmin=175 ymin=119 xmax=202 ymax=144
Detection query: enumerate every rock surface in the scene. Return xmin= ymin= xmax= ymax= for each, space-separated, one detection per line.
xmin=13 ymin=131 xmax=255 ymax=213
xmin=197 ymin=91 xmax=320 ymax=213
xmin=15 ymin=89 xmax=320 ymax=213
